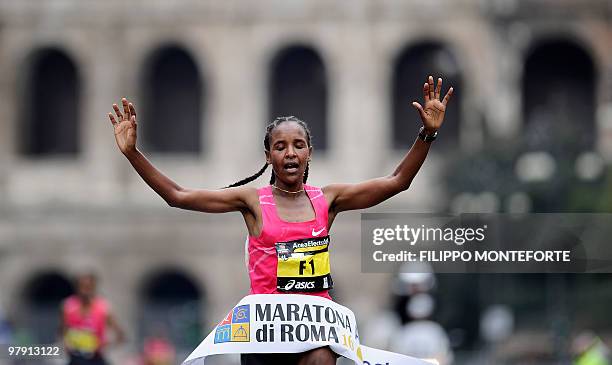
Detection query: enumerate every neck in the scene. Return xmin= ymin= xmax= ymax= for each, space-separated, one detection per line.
xmin=272 ymin=181 xmax=305 ymax=196
xmin=79 ymin=295 xmax=93 ymax=305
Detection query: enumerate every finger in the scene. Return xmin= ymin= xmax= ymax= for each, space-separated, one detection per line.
xmin=423 ymin=83 xmax=430 ymax=103
xmin=109 ymin=113 xmax=117 ymax=126
xmin=131 ymin=115 xmax=138 ymax=127
xmin=412 ymin=101 xmax=426 ymax=120
xmin=428 ymin=75 xmax=435 ymax=101
xmin=122 ymin=98 xmax=131 ymax=120
xmin=129 ymin=103 xmax=137 ymax=120
xmin=435 ymin=78 xmax=442 ymax=100
xmin=113 ymin=104 xmax=124 ymax=120
xmin=442 ymin=87 xmax=454 ymax=106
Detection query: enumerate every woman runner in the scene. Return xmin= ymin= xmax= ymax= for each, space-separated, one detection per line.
xmin=108 ymin=75 xmax=453 ymax=365
xmin=61 ymin=273 xmax=126 ymax=365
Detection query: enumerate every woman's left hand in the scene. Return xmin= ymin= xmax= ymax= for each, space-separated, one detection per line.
xmin=412 ymin=75 xmax=454 ymax=133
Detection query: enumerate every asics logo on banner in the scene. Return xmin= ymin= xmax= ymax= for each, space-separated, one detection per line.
xmin=284 ymin=280 xmax=315 ymax=291
xmin=311 ymin=227 xmax=325 ymax=236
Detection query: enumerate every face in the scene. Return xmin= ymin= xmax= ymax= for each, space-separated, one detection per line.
xmin=265 ymin=121 xmax=312 ymax=187
xmin=76 ymin=275 xmax=97 ymax=299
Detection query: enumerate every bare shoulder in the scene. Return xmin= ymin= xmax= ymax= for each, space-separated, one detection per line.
xmin=215 ymin=185 xmax=258 ymax=211
xmin=322 ymin=184 xmax=348 ymax=209
xmin=322 ymin=184 xmax=342 ymax=196
xmin=236 ymin=186 xmax=260 ymax=207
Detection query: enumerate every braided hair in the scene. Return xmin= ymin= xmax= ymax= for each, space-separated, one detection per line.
xmin=225 ymin=116 xmax=312 ymax=188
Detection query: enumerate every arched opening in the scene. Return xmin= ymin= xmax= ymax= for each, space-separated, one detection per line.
xmin=522 ymin=39 xmax=595 ymax=153
xmin=22 ymin=272 xmax=74 ymax=343
xmin=269 ymin=45 xmax=328 ymax=150
xmin=20 ymin=48 xmax=80 ymax=156
xmin=142 ymin=45 xmax=203 ymax=153
xmin=392 ymin=42 xmax=461 ymax=149
xmin=139 ymin=269 xmax=204 ymax=354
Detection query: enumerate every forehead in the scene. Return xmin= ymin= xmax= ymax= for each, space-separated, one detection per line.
xmin=269 ymin=121 xmax=308 ymax=143
xmin=78 ymin=275 xmax=96 ymax=285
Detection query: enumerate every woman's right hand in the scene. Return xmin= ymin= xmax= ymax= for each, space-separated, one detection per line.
xmin=106 ymin=97 xmax=257 ymax=218
xmin=109 ymin=98 xmax=138 ymax=155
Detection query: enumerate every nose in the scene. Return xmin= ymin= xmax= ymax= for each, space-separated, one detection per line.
xmin=286 ymin=144 xmax=297 ymax=158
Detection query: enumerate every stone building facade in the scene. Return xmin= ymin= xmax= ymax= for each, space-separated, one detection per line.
xmin=0 ymin=0 xmax=611 ymax=362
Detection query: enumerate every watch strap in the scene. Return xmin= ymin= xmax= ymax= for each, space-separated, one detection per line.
xmin=418 ymin=126 xmax=438 ymax=142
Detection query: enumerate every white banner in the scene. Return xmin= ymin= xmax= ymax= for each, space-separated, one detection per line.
xmin=182 ymin=294 xmax=431 ymax=365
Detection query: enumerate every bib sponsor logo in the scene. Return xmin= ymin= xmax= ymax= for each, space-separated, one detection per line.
xmin=214 ymin=304 xmax=250 ymax=343
xmin=277 ymin=243 xmax=291 ymax=261
xmin=284 ymin=280 xmax=315 ymax=291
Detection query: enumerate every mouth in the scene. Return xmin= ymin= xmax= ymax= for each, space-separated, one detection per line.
xmin=283 ymin=161 xmax=300 ymax=174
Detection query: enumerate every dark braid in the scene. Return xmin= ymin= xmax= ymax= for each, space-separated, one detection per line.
xmin=225 ymin=163 xmax=269 ymax=188
xmin=303 ymin=161 xmax=309 ymax=183
xmin=226 ymin=116 xmax=312 ymax=188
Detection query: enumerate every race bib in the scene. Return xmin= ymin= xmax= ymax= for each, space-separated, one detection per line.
xmin=275 ymin=235 xmax=333 ymax=292
xmin=65 ymin=328 xmax=98 ymax=356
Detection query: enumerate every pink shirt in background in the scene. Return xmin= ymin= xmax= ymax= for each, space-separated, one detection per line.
xmin=63 ymin=295 xmax=108 ymax=352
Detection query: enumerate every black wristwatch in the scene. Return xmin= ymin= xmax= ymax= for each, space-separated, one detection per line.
xmin=418 ymin=126 xmax=438 ymax=142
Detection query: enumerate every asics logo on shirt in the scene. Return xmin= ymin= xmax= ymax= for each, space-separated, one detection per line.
xmin=284 ymin=280 xmax=315 ymax=291
xmin=311 ymin=227 xmax=325 ymax=236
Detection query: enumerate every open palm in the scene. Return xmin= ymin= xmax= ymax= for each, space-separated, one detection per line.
xmin=412 ymin=75 xmax=454 ymax=133
xmin=108 ymin=98 xmax=138 ymax=155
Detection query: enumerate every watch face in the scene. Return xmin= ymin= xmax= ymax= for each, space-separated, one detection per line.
xmin=419 ymin=127 xmax=437 ymax=142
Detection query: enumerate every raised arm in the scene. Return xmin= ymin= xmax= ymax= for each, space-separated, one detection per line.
xmin=324 ymin=76 xmax=453 ymax=215
xmin=108 ymin=98 xmax=252 ymax=213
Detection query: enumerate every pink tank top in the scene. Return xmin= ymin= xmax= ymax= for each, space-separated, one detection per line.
xmin=63 ymin=296 xmax=108 ymax=352
xmin=247 ymin=185 xmax=332 ymax=300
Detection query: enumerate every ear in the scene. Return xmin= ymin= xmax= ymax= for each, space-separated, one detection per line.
xmin=265 ymin=150 xmax=271 ymax=164
xmin=308 ymin=146 xmax=313 ymax=161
